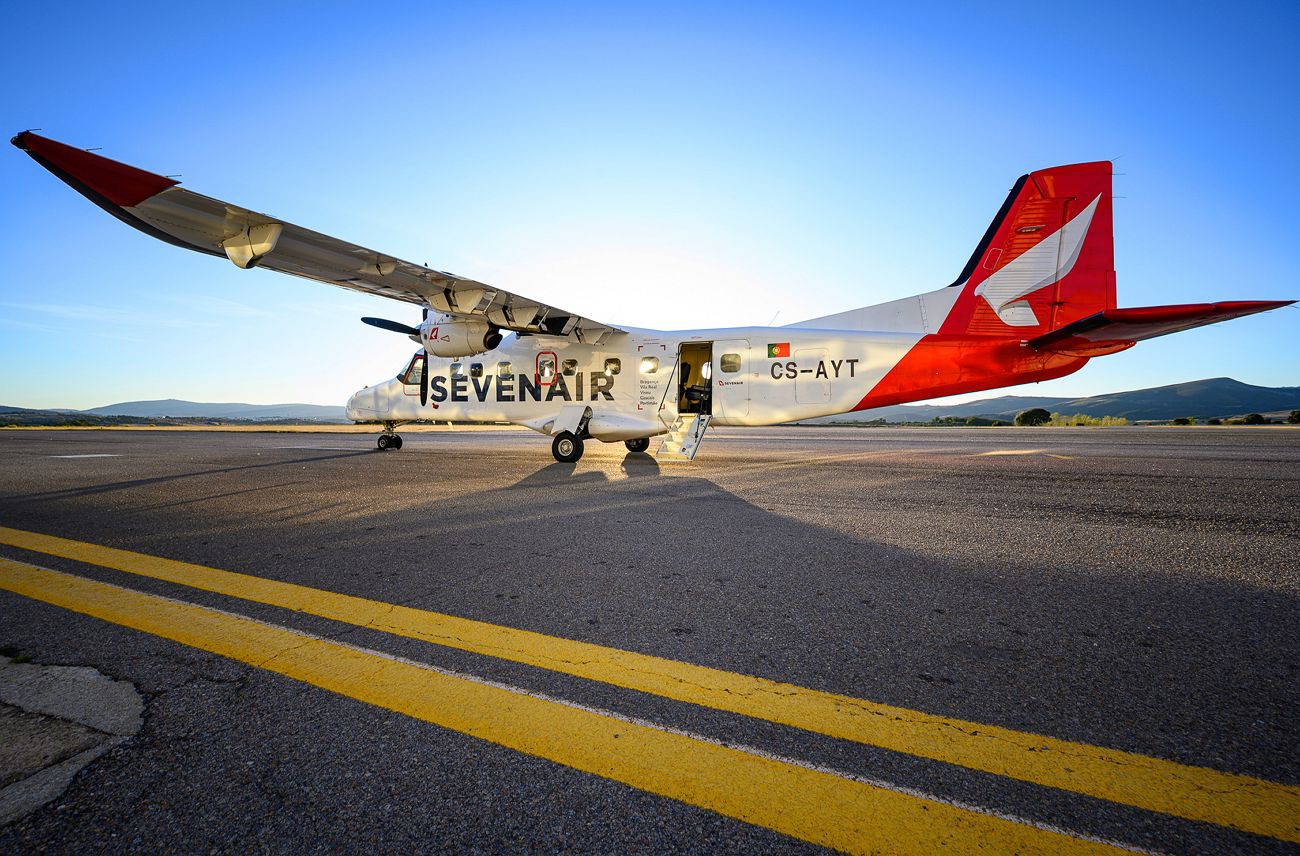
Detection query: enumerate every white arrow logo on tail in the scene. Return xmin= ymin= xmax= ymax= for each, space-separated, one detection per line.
xmin=974 ymin=194 xmax=1101 ymax=327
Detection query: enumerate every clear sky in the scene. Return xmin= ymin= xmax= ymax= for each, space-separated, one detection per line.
xmin=1 ymin=1 xmax=1296 ymax=409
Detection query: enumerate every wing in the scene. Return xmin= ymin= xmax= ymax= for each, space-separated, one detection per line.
xmin=1027 ymin=301 xmax=1294 ymax=357
xmin=13 ymin=131 xmax=622 ymax=343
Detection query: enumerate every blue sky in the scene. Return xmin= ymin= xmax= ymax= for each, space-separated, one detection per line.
xmin=1 ymin=1 xmax=1296 ymax=409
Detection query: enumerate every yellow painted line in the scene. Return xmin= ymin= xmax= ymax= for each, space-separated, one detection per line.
xmin=976 ymin=449 xmax=1045 ymax=456
xmin=0 ymin=558 xmax=1119 ymax=855
xmin=2 ymin=525 xmax=1297 ymax=844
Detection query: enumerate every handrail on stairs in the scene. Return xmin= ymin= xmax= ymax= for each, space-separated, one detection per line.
xmin=657 ymin=352 xmax=681 ymax=430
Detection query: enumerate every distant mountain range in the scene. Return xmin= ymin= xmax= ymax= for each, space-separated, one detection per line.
xmin=3 ymin=378 xmax=1298 ymax=426
xmin=81 ymin=399 xmax=348 ymax=420
xmin=0 ymin=399 xmax=347 ymax=425
xmin=815 ymin=378 xmax=1300 ymax=423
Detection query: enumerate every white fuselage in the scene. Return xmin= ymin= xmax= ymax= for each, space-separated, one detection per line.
xmin=346 ymin=326 xmax=922 ymax=441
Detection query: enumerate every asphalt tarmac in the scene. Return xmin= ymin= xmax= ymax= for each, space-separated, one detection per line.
xmin=0 ymin=425 xmax=1296 ymax=854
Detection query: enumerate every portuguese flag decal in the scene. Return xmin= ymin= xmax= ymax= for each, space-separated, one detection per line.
xmin=767 ymin=342 xmax=791 ymax=358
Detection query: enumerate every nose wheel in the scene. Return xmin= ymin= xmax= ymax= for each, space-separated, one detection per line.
xmin=377 ymin=422 xmax=404 ymax=451
xmin=624 ymin=437 xmax=650 ymax=453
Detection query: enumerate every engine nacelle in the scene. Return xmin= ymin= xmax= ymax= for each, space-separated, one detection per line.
xmin=420 ymin=313 xmax=503 ymax=358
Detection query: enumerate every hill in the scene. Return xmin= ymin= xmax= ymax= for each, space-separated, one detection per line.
xmin=82 ymin=399 xmax=348 ymax=421
xmin=814 ymin=378 xmax=1300 ymax=423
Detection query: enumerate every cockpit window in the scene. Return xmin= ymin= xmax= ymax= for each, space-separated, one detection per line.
xmin=400 ymin=354 xmax=425 ymax=385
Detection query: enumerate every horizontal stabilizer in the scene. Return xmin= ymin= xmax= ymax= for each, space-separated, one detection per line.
xmin=1027 ymin=301 xmax=1293 ymax=356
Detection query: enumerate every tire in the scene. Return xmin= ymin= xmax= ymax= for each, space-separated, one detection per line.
xmin=624 ymin=437 xmax=650 ymax=454
xmin=551 ymin=431 xmax=584 ymax=463
xmin=390 ymin=435 xmax=403 ymax=450
xmin=376 ymin=435 xmax=391 ymax=451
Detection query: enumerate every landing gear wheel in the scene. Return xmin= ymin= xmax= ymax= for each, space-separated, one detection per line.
xmin=624 ymin=437 xmax=650 ymax=454
xmin=552 ymin=431 xmax=584 ymax=463
xmin=390 ymin=435 xmax=403 ymax=450
xmin=377 ymin=434 xmax=402 ymax=451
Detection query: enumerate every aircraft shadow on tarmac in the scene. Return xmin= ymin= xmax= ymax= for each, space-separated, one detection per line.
xmin=514 ymin=452 xmax=663 ymax=485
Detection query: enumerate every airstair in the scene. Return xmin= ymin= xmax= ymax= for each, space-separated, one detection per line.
xmin=656 ymin=414 xmax=712 ymax=462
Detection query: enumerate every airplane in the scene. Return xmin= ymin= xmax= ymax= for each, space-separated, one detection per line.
xmin=13 ymin=131 xmax=1293 ymax=462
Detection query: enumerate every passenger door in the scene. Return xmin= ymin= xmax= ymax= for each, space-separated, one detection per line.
xmin=713 ymin=339 xmax=750 ymax=418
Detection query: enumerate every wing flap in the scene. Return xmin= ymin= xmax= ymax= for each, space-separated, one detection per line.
xmin=13 ymin=131 xmax=623 ymax=342
xmin=1027 ymin=301 xmax=1293 ymax=357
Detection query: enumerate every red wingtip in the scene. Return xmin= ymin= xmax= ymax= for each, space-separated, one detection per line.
xmin=12 ymin=131 xmax=177 ymax=207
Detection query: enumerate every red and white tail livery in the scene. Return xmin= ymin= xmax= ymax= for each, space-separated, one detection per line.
xmin=13 ymin=132 xmax=1292 ymax=462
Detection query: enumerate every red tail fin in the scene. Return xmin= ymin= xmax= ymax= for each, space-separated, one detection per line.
xmin=940 ymin=162 xmax=1114 ymax=336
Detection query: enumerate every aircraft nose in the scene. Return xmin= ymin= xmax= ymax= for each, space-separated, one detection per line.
xmin=345 ymin=387 xmax=376 ymax=421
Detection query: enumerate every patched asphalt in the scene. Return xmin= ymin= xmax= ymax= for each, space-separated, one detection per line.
xmin=0 ymin=425 xmax=1296 ymax=853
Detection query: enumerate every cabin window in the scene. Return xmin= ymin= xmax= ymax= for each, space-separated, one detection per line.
xmin=497 ymin=361 xmax=513 ymax=378
xmin=538 ymin=352 xmax=557 ymax=385
xmin=604 ymin=358 xmax=621 ymax=376
xmin=470 ymin=363 xmax=484 ymax=378
xmin=450 ymin=362 xmax=464 ymax=377
xmin=720 ymin=353 xmax=741 ymax=373
xmin=639 ymin=356 xmax=659 ymax=374
xmin=561 ymin=358 xmax=578 ymax=376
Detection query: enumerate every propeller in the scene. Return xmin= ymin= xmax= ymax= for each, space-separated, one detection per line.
xmin=362 ymin=315 xmax=430 ymax=404
xmin=361 ymin=316 xmax=420 ymax=336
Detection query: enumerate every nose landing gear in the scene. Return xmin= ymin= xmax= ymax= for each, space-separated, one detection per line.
xmin=624 ymin=437 xmax=650 ymax=454
xmin=376 ymin=422 xmax=404 ymax=451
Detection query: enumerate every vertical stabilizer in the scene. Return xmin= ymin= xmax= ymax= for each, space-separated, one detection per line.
xmin=940 ymin=161 xmax=1115 ymax=336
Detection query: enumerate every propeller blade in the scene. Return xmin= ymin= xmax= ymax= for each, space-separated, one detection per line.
xmin=361 ymin=316 xmax=420 ymax=336
xmin=420 ymin=353 xmax=429 ymax=406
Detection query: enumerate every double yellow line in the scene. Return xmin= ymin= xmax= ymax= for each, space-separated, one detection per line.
xmin=1 ymin=526 xmax=1295 ymax=850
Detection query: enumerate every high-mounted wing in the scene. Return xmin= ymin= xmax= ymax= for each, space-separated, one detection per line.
xmin=12 ymin=131 xmax=622 ymax=344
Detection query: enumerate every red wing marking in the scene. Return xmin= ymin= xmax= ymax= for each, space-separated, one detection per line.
xmin=12 ymin=131 xmax=177 ymax=207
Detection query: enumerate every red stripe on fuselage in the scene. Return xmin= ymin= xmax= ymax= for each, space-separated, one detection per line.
xmin=852 ymin=335 xmax=1087 ymax=410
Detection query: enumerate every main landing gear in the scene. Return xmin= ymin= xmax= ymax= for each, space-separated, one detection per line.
xmin=552 ymin=431 xmax=583 ymax=463
xmin=550 ymin=435 xmax=652 ymax=462
xmin=376 ymin=421 xmax=404 ymax=451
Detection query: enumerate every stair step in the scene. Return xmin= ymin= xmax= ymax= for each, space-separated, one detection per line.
xmin=656 ymin=413 xmax=712 ymax=462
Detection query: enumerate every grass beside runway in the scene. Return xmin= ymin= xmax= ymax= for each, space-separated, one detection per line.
xmin=0 ymin=557 xmax=1124 ymax=855
xmin=1 ymin=525 xmax=1296 ymax=845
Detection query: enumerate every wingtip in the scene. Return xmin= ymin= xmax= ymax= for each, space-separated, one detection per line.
xmin=13 ymin=130 xmax=178 ymax=207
